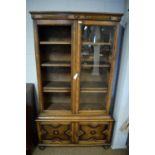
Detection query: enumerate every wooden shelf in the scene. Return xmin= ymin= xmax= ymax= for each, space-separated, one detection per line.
xmin=43 ymin=82 xmax=71 ymax=93
xmin=82 ymin=41 xmax=111 ymax=46
xmin=82 ymin=63 xmax=110 ymax=68
xmin=43 ymin=89 xmax=70 ymax=93
xmin=40 ymin=39 xmax=71 ymax=45
xmin=41 ymin=61 xmax=71 ymax=67
xmin=80 ymin=89 xmax=107 ymax=93
xmin=80 ymin=82 xmax=108 ymax=93
xmin=43 ymin=81 xmax=107 ymax=93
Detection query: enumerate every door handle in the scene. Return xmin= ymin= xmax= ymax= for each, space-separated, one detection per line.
xmin=73 ymin=73 xmax=79 ymax=80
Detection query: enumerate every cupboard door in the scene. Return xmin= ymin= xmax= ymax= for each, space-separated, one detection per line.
xmin=77 ymin=122 xmax=113 ymax=145
xmin=77 ymin=20 xmax=118 ymax=114
xmin=34 ymin=20 xmax=75 ymax=113
xmin=37 ymin=121 xmax=73 ymax=144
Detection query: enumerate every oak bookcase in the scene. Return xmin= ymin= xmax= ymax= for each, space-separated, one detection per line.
xmin=30 ymin=12 xmax=122 ymax=147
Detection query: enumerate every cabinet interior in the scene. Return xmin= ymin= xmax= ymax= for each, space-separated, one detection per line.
xmin=37 ymin=23 xmax=115 ymax=111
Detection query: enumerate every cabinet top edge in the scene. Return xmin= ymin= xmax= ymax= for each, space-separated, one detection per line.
xmin=30 ymin=11 xmax=123 ymax=16
xmin=30 ymin=11 xmax=123 ymax=21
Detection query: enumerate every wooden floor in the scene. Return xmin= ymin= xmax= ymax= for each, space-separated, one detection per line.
xmin=32 ymin=147 xmax=128 ymax=155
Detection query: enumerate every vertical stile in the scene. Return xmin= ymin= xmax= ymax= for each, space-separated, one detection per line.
xmin=106 ymin=23 xmax=120 ymax=114
xmin=33 ymin=20 xmax=44 ymax=112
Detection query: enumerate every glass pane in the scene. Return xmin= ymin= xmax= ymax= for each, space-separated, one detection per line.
xmin=82 ymin=25 xmax=114 ymax=43
xmin=38 ymin=25 xmax=72 ymax=111
xmin=39 ymin=26 xmax=71 ymax=42
xmin=80 ymin=25 xmax=115 ymax=111
xmin=44 ymin=93 xmax=71 ymax=110
xmin=80 ymin=93 xmax=107 ymax=110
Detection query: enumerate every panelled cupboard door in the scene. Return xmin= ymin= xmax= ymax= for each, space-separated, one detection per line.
xmin=37 ymin=121 xmax=74 ymax=144
xmin=77 ymin=122 xmax=113 ymax=145
xmin=34 ymin=20 xmax=76 ymax=114
xmin=76 ymin=20 xmax=119 ymax=115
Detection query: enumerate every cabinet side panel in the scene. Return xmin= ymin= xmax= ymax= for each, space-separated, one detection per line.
xmin=107 ymin=121 xmax=113 ymax=143
xmin=33 ymin=20 xmax=44 ymax=112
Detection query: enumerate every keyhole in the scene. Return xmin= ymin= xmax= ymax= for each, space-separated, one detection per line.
xmin=53 ymin=130 xmax=59 ymax=135
xmin=90 ymin=130 xmax=96 ymax=135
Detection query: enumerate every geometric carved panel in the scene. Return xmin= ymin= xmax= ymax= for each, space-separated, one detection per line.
xmin=40 ymin=124 xmax=72 ymax=141
xmin=78 ymin=123 xmax=109 ymax=141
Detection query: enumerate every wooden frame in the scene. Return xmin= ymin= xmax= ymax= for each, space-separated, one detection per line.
xmin=31 ymin=12 xmax=122 ymax=146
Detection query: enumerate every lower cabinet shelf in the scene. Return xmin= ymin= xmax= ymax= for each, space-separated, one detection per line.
xmin=36 ymin=117 xmax=113 ymax=146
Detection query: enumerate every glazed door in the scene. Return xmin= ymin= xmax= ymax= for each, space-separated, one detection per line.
xmin=34 ymin=20 xmax=76 ymax=114
xmin=77 ymin=20 xmax=118 ymax=115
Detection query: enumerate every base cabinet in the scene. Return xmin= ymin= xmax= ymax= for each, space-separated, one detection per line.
xmin=37 ymin=119 xmax=113 ymax=146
